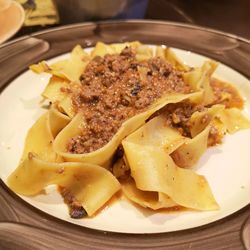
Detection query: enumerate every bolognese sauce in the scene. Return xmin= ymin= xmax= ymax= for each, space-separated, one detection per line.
xmin=67 ymin=47 xmax=191 ymax=154
xmin=66 ymin=47 xmax=244 ymax=154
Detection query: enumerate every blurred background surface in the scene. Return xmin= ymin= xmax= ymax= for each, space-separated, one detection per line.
xmin=1 ymin=0 xmax=250 ymax=42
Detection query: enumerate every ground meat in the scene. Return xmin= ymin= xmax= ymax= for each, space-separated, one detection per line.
xmin=159 ymin=101 xmax=205 ymax=137
xmin=59 ymin=186 xmax=87 ymax=219
xmin=208 ymin=125 xmax=224 ymax=146
xmin=68 ymin=46 xmax=191 ymax=154
xmin=160 ymin=100 xmax=228 ymax=147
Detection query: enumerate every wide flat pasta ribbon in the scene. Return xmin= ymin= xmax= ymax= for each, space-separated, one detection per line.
xmin=119 ymin=115 xmax=183 ymax=209
xmin=21 ymin=112 xmax=56 ymax=162
xmin=91 ymin=41 xmax=141 ymax=58
xmin=171 ymin=105 xmax=250 ymax=168
xmin=184 ymin=61 xmax=218 ymax=105
xmin=8 ymin=41 xmax=250 ymax=219
xmin=122 ymin=110 xmax=212 ymax=170
xmin=48 ymin=106 xmax=71 ymax=138
xmin=121 ymin=112 xmax=218 ymax=210
xmin=171 ymin=126 xmax=211 ymax=168
xmin=121 ymin=178 xmax=177 ymax=210
xmin=9 ymin=105 xmax=120 ymax=216
xmin=53 ymin=92 xmax=201 ymax=166
xmin=30 ymin=45 xmax=90 ymax=83
xmin=217 ymin=108 xmax=250 ymax=133
xmin=42 ymin=76 xmax=77 ymax=118
xmin=42 ymin=76 xmax=68 ymax=103
xmin=122 ymin=142 xmax=219 ymax=211
xmin=123 ymin=115 xmax=186 ymax=154
xmin=7 ymin=157 xmax=120 ymax=216
xmin=189 ymin=104 xmax=225 ymax=137
xmin=155 ymin=46 xmax=190 ymax=71
xmin=171 ymin=105 xmax=225 ymax=168
xmin=19 ymin=106 xmax=70 ymax=163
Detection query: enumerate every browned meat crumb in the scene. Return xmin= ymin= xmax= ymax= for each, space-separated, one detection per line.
xmin=59 ymin=186 xmax=87 ymax=219
xmin=208 ymin=125 xmax=224 ymax=146
xmin=28 ymin=152 xmax=34 ymax=160
xmin=66 ymin=47 xmax=244 ymax=155
xmin=158 ymin=101 xmax=205 ymax=137
xmin=68 ymin=47 xmax=191 ymax=154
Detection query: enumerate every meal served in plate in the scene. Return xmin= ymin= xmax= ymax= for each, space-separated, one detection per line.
xmin=7 ymin=42 xmax=250 ymax=218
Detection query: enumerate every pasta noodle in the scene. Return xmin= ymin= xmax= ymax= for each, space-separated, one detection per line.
xmin=7 ymin=42 xmax=250 ymax=218
xmin=8 ymin=156 xmax=120 ymax=216
xmin=122 ymin=142 xmax=219 ymax=210
xmin=53 ymin=92 xmax=200 ymax=166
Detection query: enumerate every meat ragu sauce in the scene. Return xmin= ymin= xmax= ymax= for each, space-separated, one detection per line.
xmin=158 ymin=78 xmax=244 ymax=147
xmin=67 ymin=46 xmax=244 ymax=154
xmin=210 ymin=78 xmax=244 ymax=109
xmin=67 ymin=47 xmax=191 ymax=154
xmin=160 ymin=101 xmax=223 ymax=146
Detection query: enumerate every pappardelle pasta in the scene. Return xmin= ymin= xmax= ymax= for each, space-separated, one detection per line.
xmin=8 ymin=42 xmax=250 ymax=218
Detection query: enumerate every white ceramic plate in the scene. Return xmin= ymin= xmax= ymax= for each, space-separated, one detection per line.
xmin=0 ymin=47 xmax=249 ymax=234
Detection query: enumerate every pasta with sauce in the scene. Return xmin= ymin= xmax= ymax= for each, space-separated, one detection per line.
xmin=7 ymin=42 xmax=250 ymax=218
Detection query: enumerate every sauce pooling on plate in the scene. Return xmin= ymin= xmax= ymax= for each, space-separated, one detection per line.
xmin=210 ymin=78 xmax=244 ymax=109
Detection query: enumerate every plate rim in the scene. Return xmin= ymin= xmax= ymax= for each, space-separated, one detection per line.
xmin=0 ymin=20 xmax=249 ymax=249
xmin=1 ymin=19 xmax=250 ymax=49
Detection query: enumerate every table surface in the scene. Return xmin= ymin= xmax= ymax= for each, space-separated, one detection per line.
xmin=12 ymin=0 xmax=250 ymax=41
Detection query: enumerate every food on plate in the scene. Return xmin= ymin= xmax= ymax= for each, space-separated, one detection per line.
xmin=7 ymin=42 xmax=250 ymax=218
